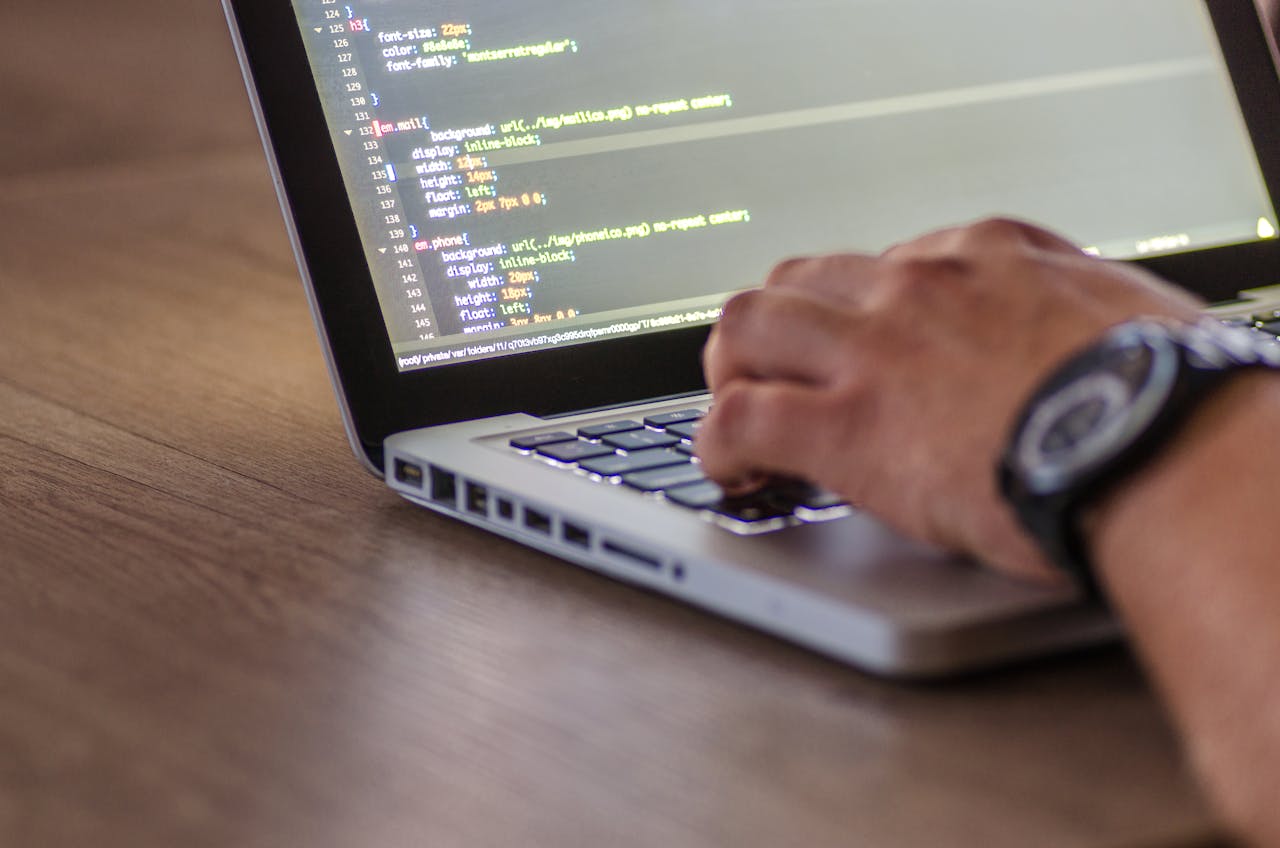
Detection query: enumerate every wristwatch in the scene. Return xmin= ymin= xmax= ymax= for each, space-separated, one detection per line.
xmin=998 ymin=318 xmax=1280 ymax=598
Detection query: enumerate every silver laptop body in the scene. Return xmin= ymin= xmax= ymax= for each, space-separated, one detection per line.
xmin=225 ymin=0 xmax=1280 ymax=676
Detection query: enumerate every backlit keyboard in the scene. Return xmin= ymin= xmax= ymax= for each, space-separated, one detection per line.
xmin=510 ymin=408 xmax=851 ymax=534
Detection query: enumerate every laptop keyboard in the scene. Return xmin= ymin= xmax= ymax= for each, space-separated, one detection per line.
xmin=509 ymin=407 xmax=852 ymax=534
xmin=1219 ymin=309 xmax=1280 ymax=338
xmin=505 ymin=311 xmax=1280 ymax=535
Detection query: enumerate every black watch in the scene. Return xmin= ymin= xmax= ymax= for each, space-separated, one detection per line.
xmin=998 ymin=318 xmax=1280 ymax=599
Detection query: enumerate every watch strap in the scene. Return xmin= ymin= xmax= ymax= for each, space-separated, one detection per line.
xmin=1000 ymin=319 xmax=1280 ymax=599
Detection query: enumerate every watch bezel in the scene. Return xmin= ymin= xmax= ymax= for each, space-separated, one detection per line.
xmin=1013 ymin=325 xmax=1182 ymax=496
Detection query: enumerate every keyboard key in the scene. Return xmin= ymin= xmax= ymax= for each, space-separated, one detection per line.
xmin=1257 ymin=320 xmax=1280 ymax=336
xmin=664 ymin=480 xmax=725 ymax=510
xmin=604 ymin=430 xmax=681 ymax=452
xmin=537 ymin=440 xmax=617 ymax=463
xmin=510 ymin=431 xmax=577 ymax=451
xmin=713 ymin=494 xmax=796 ymax=524
xmin=580 ymin=448 xmax=688 ymax=477
xmin=675 ymin=442 xmax=697 ymax=456
xmin=795 ymin=490 xmax=848 ymax=511
xmin=578 ymin=419 xmax=644 ymax=440
xmin=623 ymin=463 xmax=706 ymax=492
xmin=643 ymin=409 xmax=704 ymax=429
xmin=664 ymin=482 xmax=792 ymax=523
xmin=664 ymin=420 xmax=702 ymax=441
xmin=774 ymin=482 xmax=848 ymax=511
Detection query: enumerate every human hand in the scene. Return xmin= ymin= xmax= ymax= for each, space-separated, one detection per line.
xmin=696 ymin=218 xmax=1202 ymax=582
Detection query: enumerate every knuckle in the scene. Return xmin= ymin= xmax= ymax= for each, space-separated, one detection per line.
xmin=720 ymin=288 xmax=816 ymax=339
xmin=814 ymin=254 xmax=859 ymax=284
xmin=701 ymin=328 xmax=723 ymax=383
xmin=712 ymin=381 xmax=758 ymax=432
xmin=830 ymin=367 xmax=874 ymax=411
xmin=764 ymin=256 xmax=814 ymax=288
xmin=966 ymin=216 xmax=1035 ymax=246
xmin=717 ymin=289 xmax=763 ymax=333
xmin=712 ymin=382 xmax=791 ymax=450
xmin=878 ymin=256 xmax=968 ymax=305
xmin=879 ymin=239 xmax=910 ymax=260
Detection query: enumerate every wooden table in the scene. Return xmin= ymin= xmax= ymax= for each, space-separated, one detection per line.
xmin=0 ymin=2 xmax=1226 ymax=845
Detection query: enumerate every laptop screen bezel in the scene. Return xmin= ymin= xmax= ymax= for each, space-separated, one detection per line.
xmin=225 ymin=0 xmax=1280 ymax=471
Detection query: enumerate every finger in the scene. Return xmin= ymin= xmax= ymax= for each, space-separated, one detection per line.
xmin=695 ymin=378 xmax=843 ymax=492
xmin=762 ymin=253 xmax=881 ymax=305
xmin=704 ymin=288 xmax=858 ymax=393
xmin=884 ymin=217 xmax=1084 ymax=261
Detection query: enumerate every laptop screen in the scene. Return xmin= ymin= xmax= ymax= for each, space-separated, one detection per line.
xmin=290 ymin=0 xmax=1276 ymax=373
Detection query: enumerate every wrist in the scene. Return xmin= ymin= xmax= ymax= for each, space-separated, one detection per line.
xmin=999 ymin=319 xmax=1280 ymax=598
xmin=1085 ymin=370 xmax=1280 ymax=597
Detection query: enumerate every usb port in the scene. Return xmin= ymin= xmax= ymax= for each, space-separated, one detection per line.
xmin=523 ymin=507 xmax=552 ymax=535
xmin=394 ymin=458 xmax=424 ymax=489
xmin=465 ymin=482 xmax=489 ymax=516
xmin=563 ymin=522 xmax=591 ymax=549
xmin=429 ymin=466 xmax=457 ymax=507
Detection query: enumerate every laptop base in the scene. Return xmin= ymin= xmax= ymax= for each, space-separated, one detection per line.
xmin=386 ymin=399 xmax=1120 ymax=679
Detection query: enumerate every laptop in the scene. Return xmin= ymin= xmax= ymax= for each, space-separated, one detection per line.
xmin=223 ymin=0 xmax=1280 ymax=677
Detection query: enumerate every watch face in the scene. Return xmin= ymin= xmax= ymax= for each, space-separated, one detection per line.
xmin=1015 ymin=327 xmax=1179 ymax=495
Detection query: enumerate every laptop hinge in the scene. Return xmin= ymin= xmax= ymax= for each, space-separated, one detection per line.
xmin=541 ymin=389 xmax=708 ymax=421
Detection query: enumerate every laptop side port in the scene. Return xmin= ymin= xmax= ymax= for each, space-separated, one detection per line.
xmin=524 ymin=507 xmax=553 ymax=535
xmin=429 ymin=466 xmax=458 ymax=508
xmin=394 ymin=458 xmax=424 ymax=489
xmin=562 ymin=522 xmax=591 ymax=549
xmin=602 ymin=539 xmax=662 ymax=571
xmin=465 ymin=482 xmax=489 ymax=516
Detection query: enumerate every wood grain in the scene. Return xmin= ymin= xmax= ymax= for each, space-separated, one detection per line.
xmin=0 ymin=3 xmax=1229 ymax=846
xmin=0 ymin=0 xmax=258 ymax=180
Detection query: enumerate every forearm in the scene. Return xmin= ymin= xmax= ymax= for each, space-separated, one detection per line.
xmin=1090 ymin=371 xmax=1280 ymax=843
xmin=1263 ymin=0 xmax=1280 ymax=39
xmin=697 ymin=221 xmax=1280 ymax=836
